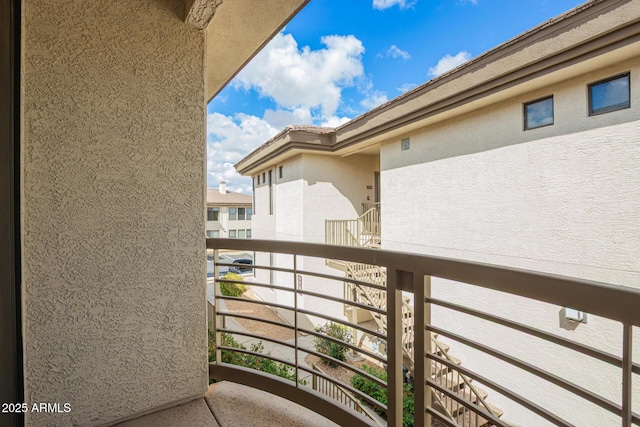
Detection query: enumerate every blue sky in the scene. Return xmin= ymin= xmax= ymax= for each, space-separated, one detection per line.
xmin=207 ymin=0 xmax=586 ymax=193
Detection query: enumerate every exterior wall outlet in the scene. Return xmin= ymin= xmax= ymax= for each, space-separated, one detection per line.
xmin=564 ymin=307 xmax=587 ymax=323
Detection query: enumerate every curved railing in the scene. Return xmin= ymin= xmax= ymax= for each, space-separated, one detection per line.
xmin=207 ymin=238 xmax=640 ymax=427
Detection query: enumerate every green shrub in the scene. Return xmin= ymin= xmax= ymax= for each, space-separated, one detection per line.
xmin=208 ymin=328 xmax=304 ymax=385
xmin=219 ymin=272 xmax=246 ymax=297
xmin=351 ymin=364 xmax=414 ymax=427
xmin=313 ymin=322 xmax=352 ymax=367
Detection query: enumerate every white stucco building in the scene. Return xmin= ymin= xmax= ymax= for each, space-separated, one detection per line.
xmin=236 ymin=1 xmax=640 ymax=425
xmin=207 ymin=181 xmax=252 ymax=239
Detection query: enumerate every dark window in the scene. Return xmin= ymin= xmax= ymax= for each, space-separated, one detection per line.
xmin=262 ymin=172 xmax=265 ymax=183
xmin=524 ymin=96 xmax=554 ymax=130
xmin=279 ymin=166 xmax=283 ymax=179
xmin=269 ymin=170 xmax=273 ymax=215
xmin=401 ymin=137 xmax=410 ymax=151
xmin=589 ymin=73 xmax=630 ymax=116
xmin=256 ymin=175 xmax=260 ymax=185
xmin=238 ymin=207 xmax=246 ymax=221
xmin=207 ymin=207 xmax=219 ymax=221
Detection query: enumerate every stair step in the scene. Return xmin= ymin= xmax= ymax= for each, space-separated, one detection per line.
xmin=431 ymin=355 xmax=461 ymax=376
xmin=455 ymin=400 xmax=504 ymax=427
xmin=431 ymin=340 xmax=450 ymax=355
xmin=436 ymin=371 xmax=467 ymax=392
xmin=437 ymin=386 xmax=489 ymax=416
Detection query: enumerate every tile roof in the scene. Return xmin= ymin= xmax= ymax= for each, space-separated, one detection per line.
xmin=207 ymin=188 xmax=252 ymax=205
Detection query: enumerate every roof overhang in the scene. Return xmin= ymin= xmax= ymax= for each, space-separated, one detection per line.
xmin=201 ymin=0 xmax=310 ymax=101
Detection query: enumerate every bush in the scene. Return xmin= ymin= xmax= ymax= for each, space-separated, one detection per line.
xmin=219 ymin=272 xmax=246 ymax=297
xmin=351 ymin=365 xmax=414 ymax=427
xmin=313 ymin=322 xmax=352 ymax=367
xmin=208 ymin=329 xmax=304 ymax=385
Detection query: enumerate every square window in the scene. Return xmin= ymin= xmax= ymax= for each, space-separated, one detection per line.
xmin=401 ymin=137 xmax=410 ymax=151
xmin=207 ymin=207 xmax=219 ymax=222
xmin=238 ymin=229 xmax=246 ymax=239
xmin=229 ymin=230 xmax=236 ymax=238
xmin=229 ymin=207 xmax=237 ymax=221
xmin=589 ymin=73 xmax=630 ymax=116
xmin=524 ymin=96 xmax=554 ymax=130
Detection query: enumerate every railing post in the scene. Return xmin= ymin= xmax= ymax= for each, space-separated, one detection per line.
xmin=214 ymin=249 xmax=221 ymax=365
xmin=413 ymin=274 xmax=432 ymax=427
xmin=622 ymin=324 xmax=632 ymax=426
xmin=387 ymin=268 xmax=404 ymax=427
xmin=294 ymin=254 xmax=299 ymax=387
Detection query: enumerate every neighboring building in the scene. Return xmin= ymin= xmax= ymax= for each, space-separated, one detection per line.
xmin=206 ymin=181 xmax=252 ymax=239
xmin=236 ymin=1 xmax=640 ymax=425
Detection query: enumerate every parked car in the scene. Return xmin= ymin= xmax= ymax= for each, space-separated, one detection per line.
xmin=231 ymin=258 xmax=253 ymax=274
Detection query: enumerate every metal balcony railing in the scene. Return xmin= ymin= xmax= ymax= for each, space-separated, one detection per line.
xmin=207 ymin=238 xmax=640 ymax=427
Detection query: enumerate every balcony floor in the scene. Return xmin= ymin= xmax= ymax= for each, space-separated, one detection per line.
xmin=115 ymin=381 xmax=338 ymax=427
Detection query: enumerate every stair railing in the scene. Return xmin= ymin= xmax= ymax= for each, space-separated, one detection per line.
xmin=346 ymin=260 xmax=501 ymax=426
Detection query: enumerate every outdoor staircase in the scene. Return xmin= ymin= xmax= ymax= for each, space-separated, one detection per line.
xmin=326 ymin=203 xmax=503 ymax=425
xmin=344 ymin=261 xmax=504 ymax=427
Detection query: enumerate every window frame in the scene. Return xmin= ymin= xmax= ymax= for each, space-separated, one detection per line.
xmin=523 ymin=95 xmax=554 ymax=131
xmin=238 ymin=207 xmax=246 ymax=221
xmin=229 ymin=230 xmax=236 ymax=239
xmin=229 ymin=207 xmax=237 ymax=221
xmin=588 ymin=72 xmax=631 ymax=116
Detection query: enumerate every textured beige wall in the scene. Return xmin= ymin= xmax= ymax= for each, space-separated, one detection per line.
xmin=381 ymin=58 xmax=640 ymax=425
xmin=22 ymin=1 xmax=207 ymax=425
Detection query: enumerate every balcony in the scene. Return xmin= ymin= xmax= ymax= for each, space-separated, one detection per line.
xmin=203 ymin=238 xmax=640 ymax=427
xmin=325 ymin=202 xmax=381 ymax=248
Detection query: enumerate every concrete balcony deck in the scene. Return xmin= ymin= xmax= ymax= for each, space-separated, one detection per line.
xmin=117 ymin=382 xmax=337 ymax=427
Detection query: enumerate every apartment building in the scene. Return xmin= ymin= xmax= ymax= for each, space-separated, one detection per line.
xmin=207 ymin=181 xmax=252 ymax=239
xmin=236 ymin=1 xmax=640 ymax=425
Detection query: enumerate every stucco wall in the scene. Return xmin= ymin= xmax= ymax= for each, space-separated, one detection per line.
xmin=251 ymin=154 xmax=379 ymax=324
xmin=22 ymin=1 xmax=207 ymax=425
xmin=302 ymin=154 xmax=378 ymax=242
xmin=381 ymin=58 xmax=640 ymax=425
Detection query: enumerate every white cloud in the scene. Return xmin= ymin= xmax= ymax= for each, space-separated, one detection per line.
xmin=427 ymin=51 xmax=472 ymax=78
xmin=233 ymin=32 xmax=365 ymax=118
xmin=373 ymin=0 xmax=417 ymax=10
xmin=380 ymin=45 xmax=411 ymax=60
xmin=320 ymin=115 xmax=352 ymax=128
xmin=397 ymin=82 xmax=417 ymax=93
xmin=460 ymin=0 xmax=478 ymax=4
xmin=263 ymin=107 xmax=312 ymax=130
xmin=360 ymin=91 xmax=389 ymax=110
xmin=206 ymin=112 xmax=279 ymax=193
